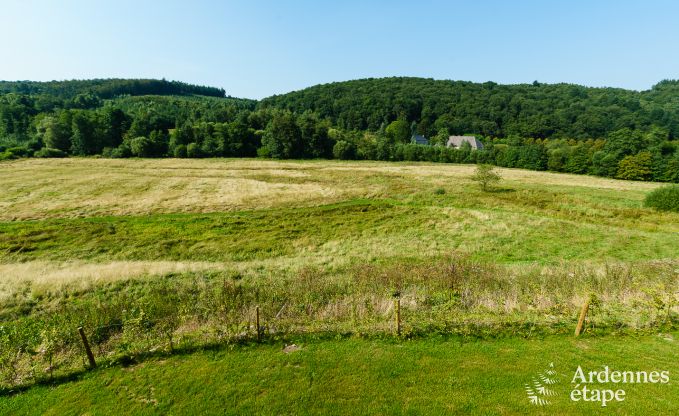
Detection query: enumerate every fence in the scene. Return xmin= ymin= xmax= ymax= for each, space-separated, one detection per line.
xmin=0 ymin=295 xmax=609 ymax=393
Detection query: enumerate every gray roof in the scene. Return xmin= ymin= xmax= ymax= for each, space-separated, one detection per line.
xmin=446 ymin=135 xmax=484 ymax=150
xmin=411 ymin=134 xmax=429 ymax=145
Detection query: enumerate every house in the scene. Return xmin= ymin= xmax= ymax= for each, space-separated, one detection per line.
xmin=411 ymin=134 xmax=429 ymax=145
xmin=446 ymin=135 xmax=484 ymax=150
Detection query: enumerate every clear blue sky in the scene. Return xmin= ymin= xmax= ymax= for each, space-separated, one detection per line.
xmin=2 ymin=0 xmax=678 ymax=99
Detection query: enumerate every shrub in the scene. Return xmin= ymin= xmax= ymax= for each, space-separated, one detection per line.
xmin=644 ymin=185 xmax=679 ymax=212
xmin=129 ymin=136 xmax=155 ymax=157
xmin=174 ymin=144 xmax=188 ymax=158
xmin=332 ymin=140 xmax=356 ymax=160
xmin=111 ymin=144 xmax=132 ymax=158
xmin=34 ymin=147 xmax=67 ymax=158
xmin=186 ymin=142 xmax=202 ymax=158
xmin=471 ymin=164 xmax=502 ymax=191
xmin=7 ymin=146 xmax=31 ymax=157
xmin=0 ymin=151 xmax=17 ymax=161
xmin=256 ymin=146 xmax=271 ymax=158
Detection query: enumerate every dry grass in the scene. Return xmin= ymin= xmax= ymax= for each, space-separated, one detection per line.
xmin=1 ymin=158 xmax=676 ymax=315
xmin=0 ymin=158 xmax=661 ymax=221
xmin=0 ymin=260 xmax=228 ymax=302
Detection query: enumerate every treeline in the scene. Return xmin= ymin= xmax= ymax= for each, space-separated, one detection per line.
xmin=0 ymin=79 xmax=227 ymax=99
xmin=0 ymin=77 xmax=678 ymax=183
xmin=348 ymin=131 xmax=677 ymax=183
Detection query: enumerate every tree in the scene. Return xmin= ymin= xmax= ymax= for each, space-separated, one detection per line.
xmin=547 ymin=148 xmax=567 ymax=172
xmin=565 ymin=145 xmax=591 ymax=174
xmin=431 ymin=128 xmax=449 ymax=146
xmin=101 ymin=107 xmax=129 ymax=149
xmin=591 ymin=151 xmax=619 ymax=177
xmin=385 ymin=119 xmax=410 ymax=144
xmin=128 ymin=136 xmax=154 ymax=157
xmin=39 ymin=114 xmax=71 ymax=152
xmin=298 ymin=112 xmax=333 ymax=158
xmin=471 ymin=164 xmax=502 ymax=191
xmin=605 ymin=128 xmax=643 ymax=158
xmin=616 ymin=151 xmax=653 ymax=181
xmin=70 ymin=111 xmax=100 ymax=155
xmin=261 ymin=111 xmax=302 ymax=158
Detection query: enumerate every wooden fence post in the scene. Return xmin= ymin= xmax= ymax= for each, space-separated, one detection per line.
xmin=574 ymin=299 xmax=590 ymax=337
xmin=78 ymin=327 xmax=97 ymax=368
xmin=256 ymin=306 xmax=261 ymax=342
xmin=394 ymin=298 xmax=401 ymax=336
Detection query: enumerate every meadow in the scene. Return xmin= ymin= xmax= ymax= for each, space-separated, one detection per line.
xmin=0 ymin=158 xmax=677 ymax=413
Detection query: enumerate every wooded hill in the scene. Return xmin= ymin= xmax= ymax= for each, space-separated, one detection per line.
xmin=1 ymin=77 xmax=678 ymax=183
xmin=259 ymin=77 xmax=679 ymax=139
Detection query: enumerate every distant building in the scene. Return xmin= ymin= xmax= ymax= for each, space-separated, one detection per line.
xmin=446 ymin=135 xmax=484 ymax=150
xmin=411 ymin=134 xmax=429 ymax=145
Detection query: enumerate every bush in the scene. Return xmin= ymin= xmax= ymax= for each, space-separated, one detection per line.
xmin=0 ymin=151 xmax=17 ymax=161
xmin=34 ymin=147 xmax=67 ymax=158
xmin=256 ymin=146 xmax=271 ymax=158
xmin=173 ymin=144 xmax=188 ymax=158
xmin=111 ymin=144 xmax=132 ymax=158
xmin=644 ymin=185 xmax=679 ymax=212
xmin=186 ymin=142 xmax=202 ymax=158
xmin=129 ymin=136 xmax=155 ymax=157
xmin=6 ymin=146 xmax=31 ymax=157
xmin=332 ymin=140 xmax=356 ymax=160
xmin=471 ymin=164 xmax=502 ymax=191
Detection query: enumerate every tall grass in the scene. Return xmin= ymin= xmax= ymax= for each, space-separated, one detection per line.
xmin=2 ymin=256 xmax=677 ymax=390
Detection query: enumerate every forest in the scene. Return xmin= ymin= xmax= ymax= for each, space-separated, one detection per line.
xmin=1 ymin=77 xmax=678 ymax=182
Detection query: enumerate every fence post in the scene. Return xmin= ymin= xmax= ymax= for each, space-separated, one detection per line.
xmin=256 ymin=306 xmax=261 ymax=342
xmin=78 ymin=327 xmax=97 ymax=368
xmin=394 ymin=298 xmax=401 ymax=336
xmin=574 ymin=299 xmax=590 ymax=337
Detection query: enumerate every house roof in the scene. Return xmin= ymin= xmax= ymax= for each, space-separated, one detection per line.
xmin=412 ymin=134 xmax=429 ymax=145
xmin=446 ymin=135 xmax=484 ymax=150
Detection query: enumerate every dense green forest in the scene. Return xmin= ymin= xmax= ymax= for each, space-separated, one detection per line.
xmin=1 ymin=77 xmax=678 ymax=182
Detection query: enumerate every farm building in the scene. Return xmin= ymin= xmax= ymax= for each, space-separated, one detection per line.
xmin=446 ymin=135 xmax=484 ymax=150
xmin=411 ymin=134 xmax=429 ymax=145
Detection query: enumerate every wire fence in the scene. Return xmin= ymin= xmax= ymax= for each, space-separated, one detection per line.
xmin=0 ymin=295 xmax=616 ymax=393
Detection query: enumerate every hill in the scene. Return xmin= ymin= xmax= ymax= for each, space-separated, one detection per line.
xmin=0 ymin=78 xmax=227 ymax=99
xmin=259 ymin=77 xmax=679 ymax=139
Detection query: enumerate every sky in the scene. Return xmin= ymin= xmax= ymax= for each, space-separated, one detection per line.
xmin=1 ymin=0 xmax=678 ymax=99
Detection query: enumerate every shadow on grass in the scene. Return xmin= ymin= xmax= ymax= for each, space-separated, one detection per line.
xmin=3 ymin=319 xmax=676 ymax=398
xmin=0 ymin=331 xmax=358 ymax=398
xmin=485 ymin=187 xmax=515 ymax=194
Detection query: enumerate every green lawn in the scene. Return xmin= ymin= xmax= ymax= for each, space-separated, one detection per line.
xmin=2 ymin=333 xmax=678 ymax=415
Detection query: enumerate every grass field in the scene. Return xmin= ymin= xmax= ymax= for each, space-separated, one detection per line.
xmin=0 ymin=158 xmax=678 ymax=414
xmin=2 ymin=333 xmax=678 ymax=415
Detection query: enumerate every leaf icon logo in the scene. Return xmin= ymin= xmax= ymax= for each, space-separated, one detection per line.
xmin=525 ymin=363 xmax=559 ymax=406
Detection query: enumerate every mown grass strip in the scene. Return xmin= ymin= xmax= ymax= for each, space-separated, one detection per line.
xmin=2 ymin=333 xmax=678 ymax=415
